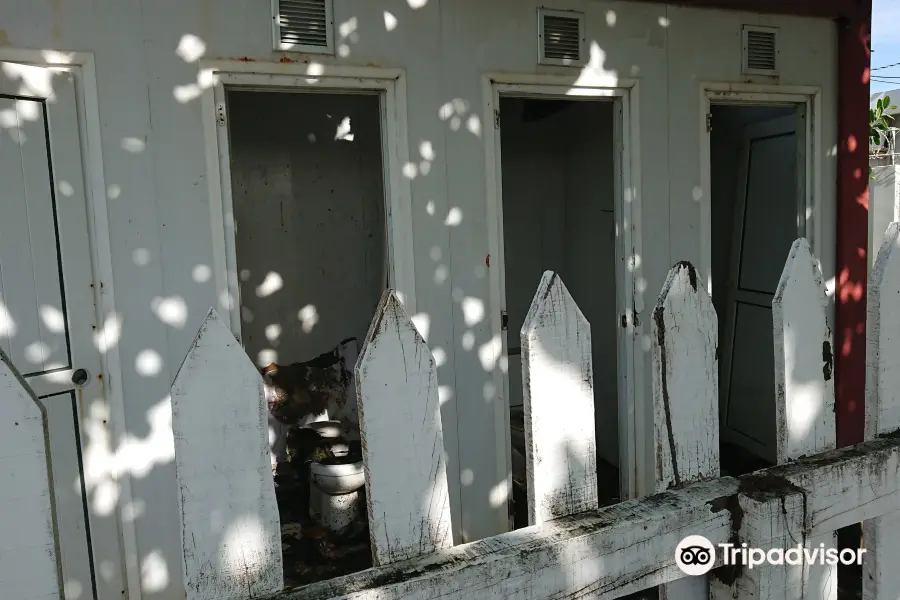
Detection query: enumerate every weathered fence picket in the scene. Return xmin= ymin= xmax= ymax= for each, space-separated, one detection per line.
xmin=165 ymin=227 xmax=900 ymax=600
xmin=651 ymin=262 xmax=719 ymax=600
xmin=863 ymin=222 xmax=900 ymax=600
xmin=171 ymin=309 xmax=283 ymax=600
xmin=356 ymin=290 xmax=453 ymax=566
xmin=0 ymin=349 xmax=61 ymax=600
xmin=521 ymin=271 xmax=598 ymax=525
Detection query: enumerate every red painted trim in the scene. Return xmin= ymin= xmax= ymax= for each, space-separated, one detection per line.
xmin=629 ymin=0 xmax=859 ymax=19
xmin=834 ymin=6 xmax=871 ymax=448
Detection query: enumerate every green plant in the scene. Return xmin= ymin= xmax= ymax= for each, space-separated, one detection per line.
xmin=870 ymin=95 xmax=897 ymax=177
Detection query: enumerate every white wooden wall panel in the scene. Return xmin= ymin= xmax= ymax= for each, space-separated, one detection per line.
xmin=171 ymin=309 xmax=283 ymax=600
xmin=520 ymin=271 xmax=598 ymax=525
xmin=651 ymin=262 xmax=718 ymax=600
xmin=863 ymin=222 xmax=900 ymax=600
xmin=0 ymin=349 xmax=61 ymax=600
xmin=356 ymin=291 xmax=453 ymax=566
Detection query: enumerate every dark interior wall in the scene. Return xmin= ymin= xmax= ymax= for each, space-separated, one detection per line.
xmin=227 ymin=91 xmax=387 ymax=367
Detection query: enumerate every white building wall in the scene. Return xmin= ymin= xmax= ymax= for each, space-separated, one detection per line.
xmin=0 ymin=1 xmax=837 ymax=599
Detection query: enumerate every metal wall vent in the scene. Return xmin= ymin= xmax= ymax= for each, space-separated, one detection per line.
xmin=273 ymin=0 xmax=334 ymax=54
xmin=537 ymin=8 xmax=586 ymax=67
xmin=742 ymin=25 xmax=778 ymax=75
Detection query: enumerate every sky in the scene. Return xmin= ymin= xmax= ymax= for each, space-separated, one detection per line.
xmin=871 ymin=0 xmax=900 ymax=94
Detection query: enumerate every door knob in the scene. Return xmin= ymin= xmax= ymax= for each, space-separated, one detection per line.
xmin=71 ymin=368 xmax=89 ymax=387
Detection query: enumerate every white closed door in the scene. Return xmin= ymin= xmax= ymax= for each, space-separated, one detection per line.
xmin=720 ymin=111 xmax=806 ymax=464
xmin=1 ymin=62 xmax=121 ymax=600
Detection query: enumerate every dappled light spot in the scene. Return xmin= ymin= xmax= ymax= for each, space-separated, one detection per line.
xmin=636 ymin=276 xmax=648 ymax=293
xmin=572 ymin=42 xmax=619 ymax=88
xmin=419 ymin=160 xmax=431 ymax=175
xmin=122 ymin=499 xmax=146 ymax=522
xmin=426 ymin=200 xmax=436 ymax=215
xmin=152 ymin=296 xmax=188 ymax=328
xmin=217 ymin=515 xmax=271 ymax=581
xmin=121 ymin=137 xmax=146 ymax=153
xmin=0 ymin=301 xmax=15 ymax=339
xmin=478 ymin=335 xmax=501 ymax=371
xmin=192 ymin=264 xmax=211 ymax=282
xmin=107 ymin=184 xmax=122 ymax=199
xmin=402 ymin=162 xmax=418 ymax=178
xmin=92 ymin=479 xmax=120 ymax=516
xmin=305 ymin=62 xmax=324 ymax=84
xmin=627 ymin=254 xmax=642 ymax=272
xmin=692 ymin=185 xmax=703 ymax=201
xmin=39 ymin=305 xmax=65 ymax=333
xmin=240 ymin=268 xmax=252 ymax=282
xmin=58 ymin=180 xmax=74 ymax=196
xmin=444 ymin=207 xmax=463 ymax=226
xmin=258 ymin=348 xmax=278 ymax=367
xmin=482 ymin=380 xmax=496 ymax=400
xmin=241 ymin=305 xmax=254 ymax=323
xmin=114 ymin=397 xmax=175 ymax=478
xmin=451 ymin=287 xmax=464 ymax=302
xmin=429 ymin=246 xmax=442 ymax=261
xmin=407 ymin=0 xmax=428 ymax=7
xmin=434 ymin=265 xmax=448 ymax=284
xmin=461 ymin=331 xmax=475 ymax=350
xmin=265 ymin=323 xmax=282 ymax=343
xmin=93 ymin=313 xmax=122 ymax=353
xmin=135 ymin=349 xmax=163 ymax=377
xmin=489 ymin=480 xmax=509 ymax=508
xmin=412 ymin=313 xmax=431 ymax=340
xmin=432 ymin=346 xmax=447 ymax=367
xmin=141 ymin=550 xmax=170 ymax=593
xmin=338 ymin=44 xmax=351 ymax=57
xmin=438 ymin=385 xmax=453 ymax=406
xmin=63 ymin=580 xmax=83 ymax=600
xmin=460 ymin=468 xmax=474 ymax=486
xmin=133 ymin=248 xmax=151 ymax=266
xmin=461 ymin=297 xmax=484 ymax=327
xmin=384 ymin=11 xmax=398 ymax=30
xmin=658 ymin=16 xmax=671 ymax=27
xmin=606 ymin=10 xmax=617 ymax=26
xmin=176 ymin=33 xmax=206 ymax=63
xmin=467 ymin=114 xmax=481 ymax=137
xmin=98 ymin=560 xmax=118 ymax=583
xmin=419 ymin=140 xmax=436 ymax=161
xmin=298 ymin=304 xmax=319 ymax=332
xmin=334 ymin=116 xmax=354 ymax=141
xmin=256 ymin=271 xmax=284 ymax=297
xmin=25 ymin=341 xmax=50 ymax=364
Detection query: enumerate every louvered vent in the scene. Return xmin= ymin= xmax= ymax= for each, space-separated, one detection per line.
xmin=273 ymin=0 xmax=334 ymax=54
xmin=742 ymin=25 xmax=778 ymax=75
xmin=537 ymin=8 xmax=586 ymax=67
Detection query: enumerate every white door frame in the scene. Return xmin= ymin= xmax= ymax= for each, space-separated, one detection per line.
xmin=0 ymin=49 xmax=138 ymax=600
xmin=482 ymin=74 xmax=644 ymax=503
xmin=699 ymin=83 xmax=823 ymax=297
xmin=199 ymin=61 xmax=416 ymax=341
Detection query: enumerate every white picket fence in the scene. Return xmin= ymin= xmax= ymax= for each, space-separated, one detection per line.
xmin=6 ymin=228 xmax=900 ymax=600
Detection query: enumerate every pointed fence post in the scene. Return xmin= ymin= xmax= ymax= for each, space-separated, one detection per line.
xmin=172 ymin=309 xmax=283 ymax=600
xmin=863 ymin=223 xmax=900 ymax=600
xmin=651 ymin=262 xmax=719 ymax=600
xmin=711 ymin=238 xmax=836 ymax=600
xmin=520 ymin=271 xmax=598 ymax=526
xmin=0 ymin=349 xmax=62 ymax=600
xmin=356 ymin=290 xmax=453 ymax=566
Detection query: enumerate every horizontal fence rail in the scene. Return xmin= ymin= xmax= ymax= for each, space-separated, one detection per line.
xmin=6 ymin=227 xmax=900 ymax=600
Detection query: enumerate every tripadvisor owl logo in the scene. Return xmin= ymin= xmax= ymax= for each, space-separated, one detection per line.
xmin=675 ymin=535 xmax=716 ymax=576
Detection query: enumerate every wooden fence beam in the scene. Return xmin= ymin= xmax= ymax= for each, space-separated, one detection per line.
xmin=276 ymin=437 xmax=900 ymax=600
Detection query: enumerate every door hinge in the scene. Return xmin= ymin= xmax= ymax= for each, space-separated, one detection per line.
xmin=706 ymin=112 xmax=712 ymax=133
xmin=216 ymin=102 xmax=227 ymax=127
xmin=494 ymin=109 xmax=501 ymax=130
xmin=501 ymin=310 xmax=508 ymax=330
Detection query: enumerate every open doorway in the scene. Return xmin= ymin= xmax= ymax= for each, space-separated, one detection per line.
xmin=224 ymin=88 xmax=389 ymax=586
xmin=709 ymin=102 xmax=807 ymax=474
xmin=495 ymin=95 xmax=622 ymax=528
